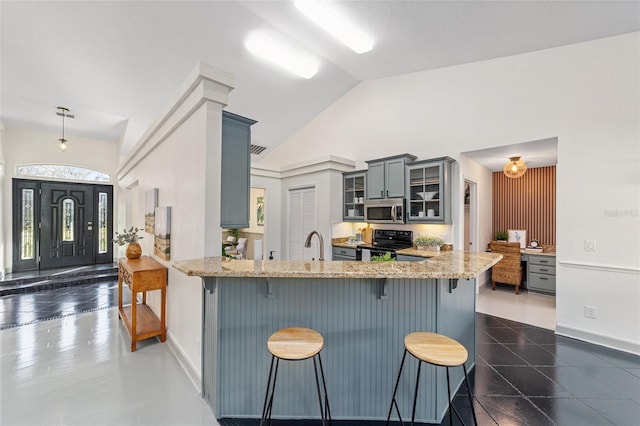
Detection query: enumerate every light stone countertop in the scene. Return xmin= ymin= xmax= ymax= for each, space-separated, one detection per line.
xmin=172 ymin=251 xmax=502 ymax=280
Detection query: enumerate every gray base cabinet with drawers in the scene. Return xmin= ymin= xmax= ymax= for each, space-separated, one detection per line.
xmin=526 ymin=254 xmax=556 ymax=295
xmin=332 ymin=246 xmax=357 ymax=261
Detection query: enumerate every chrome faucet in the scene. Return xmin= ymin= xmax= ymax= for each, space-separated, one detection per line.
xmin=304 ymin=230 xmax=324 ymax=261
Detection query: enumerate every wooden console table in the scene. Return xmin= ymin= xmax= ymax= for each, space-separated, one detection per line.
xmin=118 ymin=256 xmax=167 ymax=351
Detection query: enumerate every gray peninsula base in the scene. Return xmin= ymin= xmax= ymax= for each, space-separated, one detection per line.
xmin=200 ymin=276 xmax=476 ymax=423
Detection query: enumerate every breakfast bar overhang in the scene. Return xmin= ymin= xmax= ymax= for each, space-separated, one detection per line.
xmin=173 ymin=252 xmax=501 ymax=423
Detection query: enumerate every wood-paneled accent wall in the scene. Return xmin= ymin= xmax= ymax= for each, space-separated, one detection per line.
xmin=492 ymin=166 xmax=556 ymax=246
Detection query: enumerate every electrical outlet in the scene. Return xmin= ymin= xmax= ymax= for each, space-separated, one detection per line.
xmin=584 ymin=305 xmax=597 ymax=319
xmin=584 ymin=240 xmax=597 ymax=251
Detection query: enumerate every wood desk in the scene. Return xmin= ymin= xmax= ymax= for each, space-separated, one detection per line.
xmin=118 ymin=256 xmax=167 ymax=351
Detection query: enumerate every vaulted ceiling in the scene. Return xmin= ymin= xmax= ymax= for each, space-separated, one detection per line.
xmin=1 ymin=1 xmax=638 ymax=161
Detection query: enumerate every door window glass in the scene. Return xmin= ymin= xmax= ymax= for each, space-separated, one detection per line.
xmin=21 ymin=189 xmax=35 ymax=260
xmin=98 ymin=192 xmax=108 ymax=254
xmin=62 ymin=198 xmax=75 ymax=242
xmin=16 ymin=164 xmax=110 ymax=182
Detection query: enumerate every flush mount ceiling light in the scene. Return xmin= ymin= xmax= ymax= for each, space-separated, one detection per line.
xmin=503 ymin=156 xmax=527 ymax=178
xmin=245 ymin=32 xmax=319 ymax=79
xmin=53 ymin=106 xmax=74 ymax=153
xmin=294 ymin=0 xmax=374 ymax=54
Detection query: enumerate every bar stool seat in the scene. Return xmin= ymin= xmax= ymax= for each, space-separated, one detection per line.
xmin=267 ymin=327 xmax=324 ymax=360
xmin=260 ymin=327 xmax=331 ymax=426
xmin=387 ymin=332 xmax=477 ymax=426
xmin=405 ymin=332 xmax=468 ymax=366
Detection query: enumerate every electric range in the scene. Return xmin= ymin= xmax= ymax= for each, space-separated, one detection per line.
xmin=356 ymin=229 xmax=413 ymax=260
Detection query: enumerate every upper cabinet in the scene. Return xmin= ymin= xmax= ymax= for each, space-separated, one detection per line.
xmin=366 ymin=154 xmax=416 ymax=199
xmin=343 ymin=170 xmax=366 ymax=221
xmin=220 ymin=111 xmax=257 ymax=229
xmin=406 ymin=157 xmax=454 ymax=224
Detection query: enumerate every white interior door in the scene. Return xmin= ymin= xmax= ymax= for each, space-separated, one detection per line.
xmin=287 ymin=186 xmax=316 ymax=260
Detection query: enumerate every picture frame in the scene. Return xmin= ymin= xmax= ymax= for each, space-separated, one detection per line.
xmin=145 ymin=188 xmax=158 ymax=233
xmin=508 ymin=229 xmax=527 ymax=248
xmin=154 ymin=206 xmax=171 ymax=260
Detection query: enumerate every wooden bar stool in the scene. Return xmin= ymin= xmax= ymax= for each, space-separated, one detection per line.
xmin=260 ymin=327 xmax=332 ymax=426
xmin=386 ymin=332 xmax=477 ymax=426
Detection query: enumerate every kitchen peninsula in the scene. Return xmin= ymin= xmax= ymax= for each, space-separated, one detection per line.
xmin=173 ymin=252 xmax=501 ymax=423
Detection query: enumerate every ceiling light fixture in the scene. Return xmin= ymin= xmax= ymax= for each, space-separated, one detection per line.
xmin=53 ymin=106 xmax=74 ymax=153
xmin=503 ymin=156 xmax=527 ymax=178
xmin=294 ymin=0 xmax=374 ymax=54
xmin=245 ymin=33 xmax=319 ymax=79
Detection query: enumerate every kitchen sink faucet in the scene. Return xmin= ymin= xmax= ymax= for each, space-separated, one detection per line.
xmin=304 ymin=230 xmax=324 ymax=261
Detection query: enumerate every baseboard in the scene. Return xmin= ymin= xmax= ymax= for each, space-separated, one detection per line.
xmin=556 ymin=324 xmax=640 ymax=356
xmin=166 ymin=330 xmax=202 ymax=393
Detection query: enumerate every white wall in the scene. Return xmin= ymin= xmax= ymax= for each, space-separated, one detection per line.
xmin=257 ymin=33 xmax=640 ymax=353
xmin=0 ymin=123 xmax=5 ymax=277
xmin=250 ymin=170 xmax=284 ymax=260
xmin=459 ymin=154 xmax=494 ymax=290
xmin=117 ymin=104 xmax=214 ymax=382
xmin=116 ymin=62 xmax=233 ymax=386
xmin=1 ymin=126 xmax=119 ymax=272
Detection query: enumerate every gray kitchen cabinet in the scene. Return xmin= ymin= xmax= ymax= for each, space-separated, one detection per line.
xmin=396 ymin=254 xmax=424 ymax=262
xmin=332 ymin=246 xmax=356 ymax=261
xmin=527 ymin=254 xmax=556 ymax=295
xmin=343 ymin=170 xmax=367 ymax=221
xmin=366 ymin=154 xmax=416 ymax=199
xmin=220 ymin=111 xmax=257 ymax=229
xmin=406 ymin=157 xmax=454 ymax=224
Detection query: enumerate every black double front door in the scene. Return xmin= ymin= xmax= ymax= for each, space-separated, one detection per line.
xmin=12 ymin=179 xmax=113 ymax=272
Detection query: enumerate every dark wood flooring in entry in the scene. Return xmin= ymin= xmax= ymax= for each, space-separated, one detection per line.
xmin=1 ymin=280 xmax=638 ymax=425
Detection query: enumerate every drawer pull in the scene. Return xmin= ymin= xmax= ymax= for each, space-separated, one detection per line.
xmin=540 ymin=268 xmax=548 ymax=272
xmin=539 ymin=277 xmax=548 ymax=280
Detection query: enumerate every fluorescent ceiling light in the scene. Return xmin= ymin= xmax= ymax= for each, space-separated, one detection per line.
xmin=295 ymin=0 xmax=374 ymax=54
xmin=245 ymin=33 xmax=319 ymax=79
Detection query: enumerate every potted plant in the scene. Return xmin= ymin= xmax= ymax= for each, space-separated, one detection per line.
xmin=370 ymin=251 xmax=395 ymax=262
xmin=495 ymin=230 xmax=509 ymax=242
xmin=414 ymin=235 xmax=444 ymax=251
xmin=114 ymin=226 xmax=144 ymax=259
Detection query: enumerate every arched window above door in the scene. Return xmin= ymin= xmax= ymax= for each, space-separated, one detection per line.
xmin=16 ymin=164 xmax=110 ymax=183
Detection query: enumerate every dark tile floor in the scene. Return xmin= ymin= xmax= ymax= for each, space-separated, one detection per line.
xmin=1 ymin=282 xmax=638 ymax=425
xmin=0 ymin=281 xmax=130 ymax=330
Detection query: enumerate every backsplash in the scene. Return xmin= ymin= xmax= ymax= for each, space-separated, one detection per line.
xmin=332 ymin=221 xmax=452 ymax=245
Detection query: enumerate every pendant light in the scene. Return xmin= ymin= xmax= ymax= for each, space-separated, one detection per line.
xmin=53 ymin=107 xmax=74 ymax=152
xmin=503 ymin=156 xmax=527 ymax=178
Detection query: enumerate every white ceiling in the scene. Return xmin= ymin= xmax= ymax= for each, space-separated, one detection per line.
xmin=463 ymin=137 xmax=558 ymax=171
xmin=2 ymin=1 xmax=639 ymax=165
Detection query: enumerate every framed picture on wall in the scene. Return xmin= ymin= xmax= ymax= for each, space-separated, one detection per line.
xmin=154 ymin=206 xmax=171 ymax=260
xmin=257 ymin=196 xmax=264 ymax=226
xmin=508 ymin=229 xmax=527 ymax=248
xmin=145 ymin=188 xmax=158 ymax=233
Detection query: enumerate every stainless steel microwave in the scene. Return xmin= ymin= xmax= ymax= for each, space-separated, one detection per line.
xmin=364 ymin=198 xmax=405 ymax=224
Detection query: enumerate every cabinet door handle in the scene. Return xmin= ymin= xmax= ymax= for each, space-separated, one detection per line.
xmin=386 ymin=190 xmax=389 ymax=197
xmin=381 ymin=190 xmax=384 ymax=197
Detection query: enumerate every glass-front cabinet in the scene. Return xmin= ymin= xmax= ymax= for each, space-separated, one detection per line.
xmin=406 ymin=157 xmax=454 ymax=223
xmin=343 ymin=170 xmax=366 ymax=221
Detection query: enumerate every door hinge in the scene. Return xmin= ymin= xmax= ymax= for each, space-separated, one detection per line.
xmin=39 ymin=189 xmax=42 ymax=195
xmin=38 ymin=256 xmax=41 ymax=262
xmin=39 ymin=222 xmax=42 ymax=229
